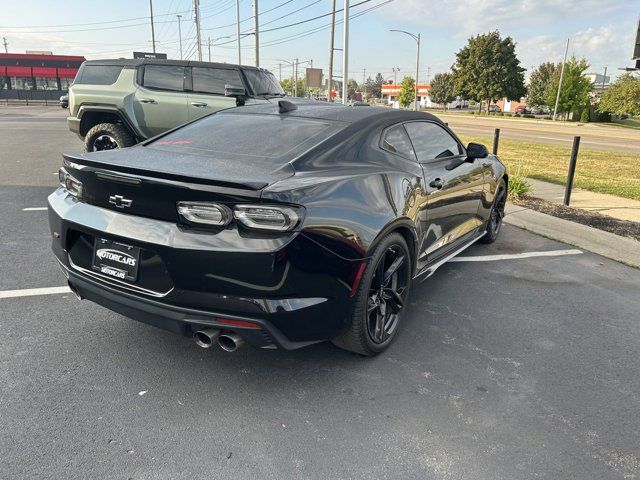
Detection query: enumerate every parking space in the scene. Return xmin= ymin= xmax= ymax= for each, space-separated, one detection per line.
xmin=1 ymin=108 xmax=639 ymax=479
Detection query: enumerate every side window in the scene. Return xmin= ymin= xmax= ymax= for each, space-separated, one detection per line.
xmin=143 ymin=65 xmax=185 ymax=91
xmin=192 ymin=67 xmax=243 ymax=95
xmin=381 ymin=125 xmax=416 ymax=160
xmin=404 ymin=122 xmax=462 ymax=162
xmin=76 ymin=65 xmax=123 ymax=85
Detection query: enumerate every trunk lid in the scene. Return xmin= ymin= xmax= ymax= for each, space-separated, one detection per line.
xmin=63 ymin=147 xmax=294 ymax=223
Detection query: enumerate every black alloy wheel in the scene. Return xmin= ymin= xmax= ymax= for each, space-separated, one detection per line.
xmin=481 ymin=178 xmax=507 ymax=244
xmin=332 ymin=232 xmax=412 ymax=356
xmin=93 ymin=134 xmax=119 ymax=151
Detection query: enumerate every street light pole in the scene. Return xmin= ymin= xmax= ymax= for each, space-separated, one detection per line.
xmin=176 ymin=15 xmax=183 ymax=60
xmin=194 ymin=0 xmax=202 ymax=61
xmin=390 ymin=29 xmax=421 ymax=111
xmin=553 ymin=38 xmax=569 ymax=121
xmin=149 ymin=0 xmax=156 ymax=54
xmin=342 ymin=0 xmax=349 ymax=105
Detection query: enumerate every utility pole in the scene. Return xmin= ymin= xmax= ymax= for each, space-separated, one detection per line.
xmin=294 ymin=58 xmax=298 ymax=97
xmin=327 ymin=0 xmax=336 ymax=102
xmin=415 ymin=33 xmax=420 ymax=111
xmin=253 ymin=0 xmax=260 ymax=67
xmin=176 ymin=15 xmax=183 ymax=59
xmin=278 ymin=63 xmax=282 ymax=81
xmin=426 ymin=66 xmax=431 ymax=84
xmin=601 ymin=66 xmax=608 ymax=95
xmin=553 ymin=38 xmax=569 ymax=121
xmin=236 ymin=0 xmax=242 ymax=64
xmin=342 ymin=0 xmax=349 ymax=104
xmin=2 ymin=37 xmax=8 ymax=54
xmin=207 ymin=37 xmax=212 ymax=62
xmin=362 ymin=68 xmax=366 ymax=98
xmin=194 ymin=0 xmax=202 ymax=61
xmin=149 ymin=0 xmax=156 ymax=53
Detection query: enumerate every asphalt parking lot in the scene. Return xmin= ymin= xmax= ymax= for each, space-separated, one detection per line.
xmin=1 ymin=107 xmax=639 ymax=480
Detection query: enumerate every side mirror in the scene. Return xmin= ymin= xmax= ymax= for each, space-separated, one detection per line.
xmin=466 ymin=142 xmax=489 ymax=160
xmin=225 ymin=84 xmax=246 ymax=98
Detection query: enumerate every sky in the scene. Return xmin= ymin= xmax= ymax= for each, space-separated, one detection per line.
xmin=1 ymin=0 xmax=638 ymax=84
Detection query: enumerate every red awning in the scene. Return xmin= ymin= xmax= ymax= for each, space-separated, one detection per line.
xmin=6 ymin=66 xmax=31 ymax=77
xmin=32 ymin=66 xmax=57 ymax=78
xmin=57 ymin=68 xmax=78 ymax=79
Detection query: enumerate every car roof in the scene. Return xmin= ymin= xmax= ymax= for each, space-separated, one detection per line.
xmin=82 ymin=58 xmax=268 ymax=72
xmin=222 ymin=101 xmax=444 ymax=128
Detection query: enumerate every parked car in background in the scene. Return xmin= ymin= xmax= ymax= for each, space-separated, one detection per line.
xmin=49 ymin=101 xmax=507 ymax=356
xmin=515 ymin=105 xmax=527 ymax=114
xmin=488 ymin=104 xmax=501 ymax=113
xmin=530 ymin=106 xmax=543 ymax=115
xmin=67 ymin=59 xmax=285 ymax=152
xmin=59 ymin=94 xmax=69 ymax=109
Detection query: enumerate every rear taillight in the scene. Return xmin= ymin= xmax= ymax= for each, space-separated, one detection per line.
xmin=233 ymin=205 xmax=300 ymax=232
xmin=176 ymin=202 xmax=302 ymax=232
xmin=58 ymin=167 xmax=83 ymax=198
xmin=177 ymin=202 xmax=232 ymax=226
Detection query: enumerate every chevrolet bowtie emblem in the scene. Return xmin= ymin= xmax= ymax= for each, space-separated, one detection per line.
xmin=109 ymin=195 xmax=133 ymax=208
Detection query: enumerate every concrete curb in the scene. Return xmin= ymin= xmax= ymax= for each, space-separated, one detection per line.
xmin=504 ymin=203 xmax=640 ymax=268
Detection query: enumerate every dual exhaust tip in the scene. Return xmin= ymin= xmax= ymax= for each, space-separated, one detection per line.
xmin=193 ymin=328 xmax=244 ymax=352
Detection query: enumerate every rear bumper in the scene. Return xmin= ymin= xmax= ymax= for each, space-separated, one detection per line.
xmin=48 ymin=189 xmax=364 ymax=350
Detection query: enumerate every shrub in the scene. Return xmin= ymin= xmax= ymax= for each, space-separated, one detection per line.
xmin=580 ymin=108 xmax=589 ymax=123
xmin=506 ymin=159 xmax=531 ymax=199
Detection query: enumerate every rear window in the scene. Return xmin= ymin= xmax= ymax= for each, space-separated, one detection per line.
xmin=192 ymin=67 xmax=243 ymax=95
xmin=143 ymin=65 xmax=185 ymax=91
xmin=76 ymin=65 xmax=123 ymax=85
xmin=149 ymin=113 xmax=341 ymax=160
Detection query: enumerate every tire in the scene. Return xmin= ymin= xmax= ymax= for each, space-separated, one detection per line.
xmin=332 ymin=232 xmax=412 ymax=356
xmin=84 ymin=123 xmax=135 ymax=152
xmin=480 ymin=177 xmax=507 ymax=244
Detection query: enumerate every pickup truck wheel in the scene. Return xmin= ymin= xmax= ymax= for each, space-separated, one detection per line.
xmin=84 ymin=123 xmax=135 ymax=152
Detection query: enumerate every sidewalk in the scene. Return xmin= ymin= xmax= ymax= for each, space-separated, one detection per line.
xmin=504 ymin=204 xmax=640 ymax=268
xmin=526 ymin=178 xmax=640 ymax=223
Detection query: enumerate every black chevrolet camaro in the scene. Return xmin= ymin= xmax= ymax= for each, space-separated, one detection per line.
xmin=49 ymin=101 xmax=507 ymax=356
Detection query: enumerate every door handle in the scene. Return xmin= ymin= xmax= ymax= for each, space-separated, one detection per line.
xmin=430 ymin=178 xmax=445 ymax=190
xmin=138 ymin=98 xmax=156 ymax=104
xmin=190 ymin=102 xmax=208 ymax=107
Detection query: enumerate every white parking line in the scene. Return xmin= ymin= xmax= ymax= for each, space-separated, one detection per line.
xmin=0 ymin=286 xmax=70 ymax=299
xmin=450 ymin=249 xmax=583 ymax=262
xmin=22 ymin=207 xmax=48 ymax=211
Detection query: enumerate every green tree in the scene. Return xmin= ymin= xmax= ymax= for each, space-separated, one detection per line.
xmin=397 ymin=76 xmax=415 ymax=108
xmin=347 ymin=79 xmax=359 ymax=99
xmin=365 ymin=73 xmax=384 ymax=99
xmin=452 ymin=31 xmax=526 ymax=113
xmin=546 ymin=57 xmax=592 ymax=117
xmin=429 ymin=72 xmax=456 ymax=109
xmin=598 ymin=73 xmax=640 ymax=117
xmin=528 ymin=62 xmax=559 ymax=107
xmin=279 ymin=78 xmax=305 ymax=97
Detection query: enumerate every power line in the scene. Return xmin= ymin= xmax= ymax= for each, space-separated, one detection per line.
xmin=202 ymin=0 xmax=297 ymax=31
xmin=212 ymin=0 xmax=377 ymax=47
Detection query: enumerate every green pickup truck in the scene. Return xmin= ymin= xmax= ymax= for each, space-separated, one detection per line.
xmin=67 ymin=59 xmax=285 ymax=151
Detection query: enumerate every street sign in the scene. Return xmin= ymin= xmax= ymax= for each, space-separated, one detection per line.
xmin=305 ymin=68 xmax=323 ymax=89
xmin=133 ymin=52 xmax=168 ymax=59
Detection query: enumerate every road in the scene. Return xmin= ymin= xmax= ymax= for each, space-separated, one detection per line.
xmin=435 ymin=112 xmax=640 ymax=154
xmin=1 ymin=106 xmax=640 ymax=479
